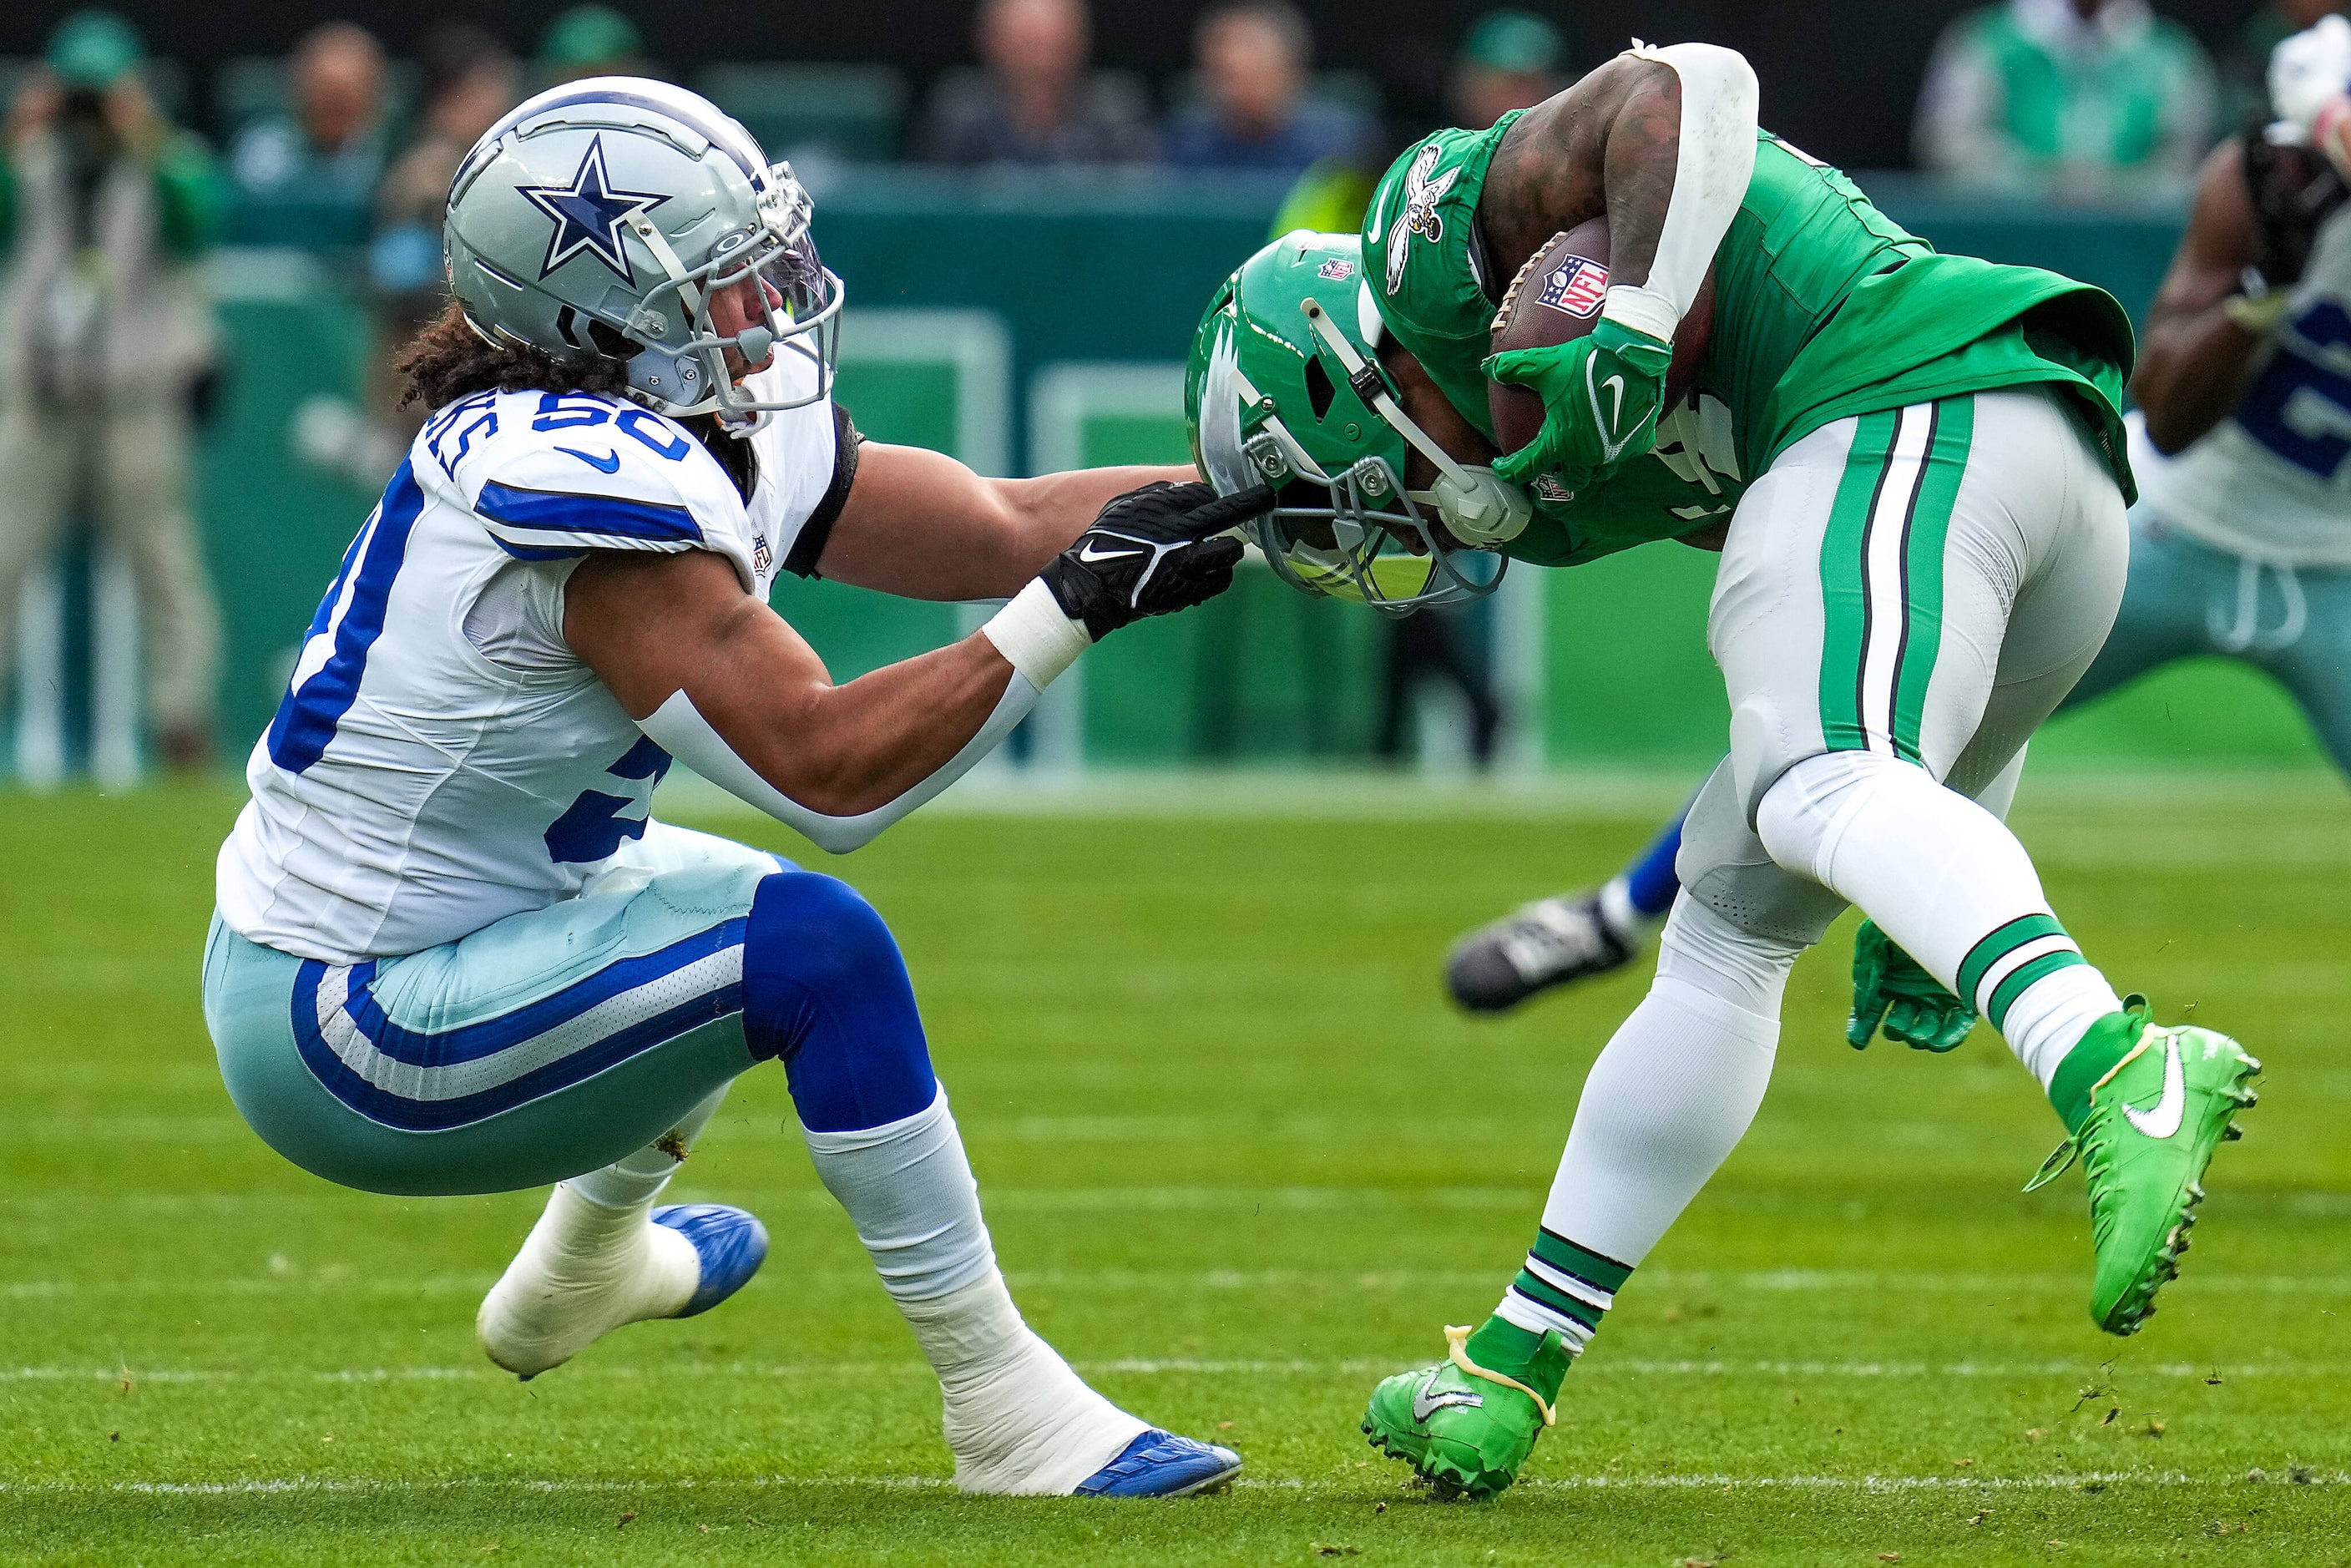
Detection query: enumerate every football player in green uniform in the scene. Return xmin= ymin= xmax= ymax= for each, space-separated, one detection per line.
xmin=1188 ymin=41 xmax=2263 ymax=1500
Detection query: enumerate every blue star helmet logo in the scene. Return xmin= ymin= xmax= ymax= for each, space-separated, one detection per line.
xmin=516 ymin=135 xmax=671 ymax=284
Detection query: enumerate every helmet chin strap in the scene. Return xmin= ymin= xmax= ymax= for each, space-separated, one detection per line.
xmin=1297 ymin=299 xmax=1530 ymax=548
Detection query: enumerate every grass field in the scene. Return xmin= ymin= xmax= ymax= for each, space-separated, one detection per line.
xmin=3 ymin=776 xmax=2348 ymax=1565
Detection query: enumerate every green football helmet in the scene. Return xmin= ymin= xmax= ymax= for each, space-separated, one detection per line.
xmin=1186 ymin=230 xmax=1529 ymax=616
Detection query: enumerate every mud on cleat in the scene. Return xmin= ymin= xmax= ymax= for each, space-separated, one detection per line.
xmin=1362 ymin=1323 xmax=1571 ymax=1500
xmin=1070 ymin=1430 xmax=1241 ymax=1498
xmin=2025 ymin=998 xmax=2262 ymax=1336
xmin=652 ymin=1203 xmax=769 ymax=1317
xmin=1445 ymin=892 xmax=1634 ymax=1014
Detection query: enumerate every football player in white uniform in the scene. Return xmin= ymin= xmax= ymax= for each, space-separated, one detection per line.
xmin=202 ymin=79 xmax=1265 ymax=1498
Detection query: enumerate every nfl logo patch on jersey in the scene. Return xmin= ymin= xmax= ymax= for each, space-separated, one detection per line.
xmin=1536 ymin=255 xmax=1609 ymax=319
xmin=753 ymin=534 xmax=773 ymax=574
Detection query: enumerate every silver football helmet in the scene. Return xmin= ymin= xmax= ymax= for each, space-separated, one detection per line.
xmin=443 ymin=76 xmax=842 ymax=427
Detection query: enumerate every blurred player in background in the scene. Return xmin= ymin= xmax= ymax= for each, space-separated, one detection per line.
xmin=1459 ymin=17 xmax=2351 ymax=1022
xmin=0 ymin=10 xmax=225 ymax=770
xmin=1192 ymin=37 xmax=2263 ymax=1499
xmin=203 ymin=78 xmax=1259 ymax=1498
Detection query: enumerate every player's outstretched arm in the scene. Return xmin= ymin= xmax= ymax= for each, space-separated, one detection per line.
xmin=564 ymin=482 xmax=1262 ymax=851
xmin=810 ymin=442 xmax=1200 ymax=602
xmin=2132 ymin=139 xmax=2271 ymax=454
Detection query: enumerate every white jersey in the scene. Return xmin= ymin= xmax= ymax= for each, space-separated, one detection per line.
xmin=218 ymin=365 xmax=849 ymax=964
xmin=2137 ymin=203 xmax=2351 ymax=567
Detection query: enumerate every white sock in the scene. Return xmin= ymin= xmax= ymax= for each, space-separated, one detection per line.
xmin=1757 ymin=751 xmax=2121 ymax=1073
xmin=1533 ymin=899 xmax=1791 ymax=1269
xmin=801 ymin=1088 xmax=1143 ymax=1494
xmin=2003 ymin=968 xmax=2128 ymax=1092
xmin=476 ymin=1183 xmax=701 ymax=1377
xmin=477 ymin=1085 xmax=737 ymax=1377
xmin=1596 ymin=876 xmax=1661 ymax=948
xmin=902 ymin=1274 xmax=1148 ymax=1495
xmin=569 ymin=1084 xmax=730 ymax=1210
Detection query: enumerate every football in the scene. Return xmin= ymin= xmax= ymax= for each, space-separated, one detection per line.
xmin=1486 ymin=216 xmax=1716 ymax=457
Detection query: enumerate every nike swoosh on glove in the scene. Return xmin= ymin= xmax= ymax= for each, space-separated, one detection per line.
xmin=1042 ymin=482 xmax=1268 ymax=640
xmin=1485 ymin=318 xmax=1673 ymax=493
xmin=1847 ymin=918 xmax=1978 ymax=1053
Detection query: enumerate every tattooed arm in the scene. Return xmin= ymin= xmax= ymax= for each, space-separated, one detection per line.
xmin=1479 ymin=44 xmax=1757 ymax=336
xmin=1475 ymin=44 xmax=1757 ymax=489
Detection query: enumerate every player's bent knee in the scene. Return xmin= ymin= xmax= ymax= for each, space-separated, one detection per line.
xmin=1654 ymin=898 xmax=1803 ymax=1017
xmin=1752 ymin=751 xmax=1923 ymax=882
xmin=743 ymin=872 xmax=938 ymax=1133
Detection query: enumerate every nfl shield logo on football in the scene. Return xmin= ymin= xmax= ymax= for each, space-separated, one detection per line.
xmin=1536 ymin=255 xmax=1609 ymax=319
xmin=1318 ymin=258 xmax=1356 ymax=281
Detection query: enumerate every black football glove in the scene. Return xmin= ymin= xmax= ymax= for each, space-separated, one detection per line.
xmin=1041 ymin=482 xmax=1268 ymax=640
xmin=2242 ymin=116 xmax=2349 ymax=291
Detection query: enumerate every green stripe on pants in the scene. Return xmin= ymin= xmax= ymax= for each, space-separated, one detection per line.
xmin=1890 ymin=397 xmax=1974 ymax=762
xmin=1957 ymin=912 xmax=2071 ymax=1011
xmin=1530 ymin=1228 xmax=1631 ymax=1292
xmin=1818 ymin=409 xmax=1903 ymax=753
xmin=1987 ymin=948 xmax=2090 ymax=1033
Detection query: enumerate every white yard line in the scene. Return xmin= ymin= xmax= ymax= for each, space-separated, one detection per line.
xmin=10 ymin=1267 xmax=2348 ymax=1299
xmin=0 ymin=1469 xmax=2339 ymax=1498
xmin=4 ymin=1357 xmax=2344 ymax=1384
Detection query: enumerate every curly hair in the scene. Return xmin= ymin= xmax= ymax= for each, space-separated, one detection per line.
xmin=396 ymin=301 xmax=636 ymax=412
xmin=396 ymin=302 xmax=757 ymax=497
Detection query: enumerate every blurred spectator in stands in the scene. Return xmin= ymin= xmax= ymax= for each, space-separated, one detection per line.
xmin=1449 ymin=9 xmax=1565 ymax=129
xmin=226 ymin=23 xmax=387 ymax=207
xmin=1916 ymin=0 xmax=2217 ymax=202
xmin=0 ymin=11 xmax=225 ymax=769
xmin=370 ymin=25 xmax=516 ymax=439
xmin=918 ymin=0 xmax=1153 ymax=165
xmin=1163 ymin=1 xmax=1375 ymax=175
xmin=2222 ymin=1 xmax=2344 ymax=128
xmin=538 ymin=6 xmax=648 ymax=88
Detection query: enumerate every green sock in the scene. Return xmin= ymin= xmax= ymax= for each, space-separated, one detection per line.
xmin=2046 ymin=1004 xmax=2146 ymax=1135
xmin=1465 ymin=1315 xmax=1543 ymax=1371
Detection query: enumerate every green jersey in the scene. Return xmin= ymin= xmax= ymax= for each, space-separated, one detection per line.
xmin=1361 ymin=114 xmax=2138 ymax=566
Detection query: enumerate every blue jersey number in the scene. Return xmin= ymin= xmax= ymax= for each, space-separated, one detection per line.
xmin=265 ymin=461 xmax=427 ymax=776
xmin=527 ymin=392 xmax=692 ymax=461
xmin=2235 ymin=300 xmax=2351 ymax=479
xmin=544 ymin=736 xmax=675 ymax=864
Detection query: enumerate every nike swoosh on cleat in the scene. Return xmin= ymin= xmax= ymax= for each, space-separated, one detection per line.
xmin=2123 ymin=1034 xmax=2186 ymax=1140
xmin=556 ymin=446 xmax=621 ymax=473
xmin=1410 ymin=1373 xmax=1483 ymax=1424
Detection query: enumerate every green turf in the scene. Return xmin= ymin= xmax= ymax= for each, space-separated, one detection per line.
xmin=3 ymin=778 xmax=2347 ymax=1565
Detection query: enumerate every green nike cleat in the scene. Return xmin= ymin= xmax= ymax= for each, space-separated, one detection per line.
xmin=1361 ymin=1322 xmax=1570 ymax=1500
xmin=2027 ymin=999 xmax=2262 ymax=1336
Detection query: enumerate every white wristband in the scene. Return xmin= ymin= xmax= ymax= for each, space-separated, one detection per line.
xmin=1600 ymin=284 xmax=1681 ymax=344
xmin=980 ymin=577 xmax=1091 ymax=689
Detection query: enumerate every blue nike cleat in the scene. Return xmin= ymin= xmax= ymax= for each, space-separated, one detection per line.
xmin=1071 ymin=1430 xmax=1242 ymax=1497
xmin=651 ymin=1203 xmax=770 ymax=1318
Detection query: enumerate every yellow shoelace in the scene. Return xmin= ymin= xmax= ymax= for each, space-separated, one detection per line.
xmin=1443 ymin=1324 xmax=1556 ymax=1428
